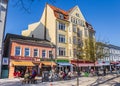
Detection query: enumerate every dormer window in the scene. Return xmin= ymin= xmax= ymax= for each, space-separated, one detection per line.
xmin=59 ymin=13 xmax=64 ymax=19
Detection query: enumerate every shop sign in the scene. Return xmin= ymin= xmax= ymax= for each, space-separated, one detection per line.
xmin=11 ymin=56 xmax=33 ymax=61
xmin=56 ymin=59 xmax=69 ymax=63
xmin=40 ymin=58 xmax=55 ymax=61
xmin=2 ymin=58 xmax=8 ymax=65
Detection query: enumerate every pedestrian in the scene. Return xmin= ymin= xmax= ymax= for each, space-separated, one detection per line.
xmin=30 ymin=69 xmax=37 ymax=79
xmin=103 ymin=68 xmax=106 ymax=76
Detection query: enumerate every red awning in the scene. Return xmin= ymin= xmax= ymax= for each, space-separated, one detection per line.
xmin=72 ymin=63 xmax=94 ymax=67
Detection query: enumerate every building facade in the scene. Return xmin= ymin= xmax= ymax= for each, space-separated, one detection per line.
xmin=98 ymin=44 xmax=120 ymax=63
xmin=22 ymin=4 xmax=95 ymax=61
xmin=0 ymin=0 xmax=8 ymax=77
xmin=103 ymin=44 xmax=120 ymax=62
xmin=3 ymin=33 xmax=56 ymax=78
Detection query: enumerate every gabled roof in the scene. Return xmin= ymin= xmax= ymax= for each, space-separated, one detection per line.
xmin=109 ymin=44 xmax=120 ymax=50
xmin=85 ymin=22 xmax=95 ymax=32
xmin=48 ymin=4 xmax=69 ymax=21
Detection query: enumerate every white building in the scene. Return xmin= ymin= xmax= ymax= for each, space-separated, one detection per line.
xmin=99 ymin=44 xmax=120 ymax=62
xmin=108 ymin=44 xmax=120 ymax=62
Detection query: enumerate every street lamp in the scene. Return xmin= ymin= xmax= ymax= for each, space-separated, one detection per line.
xmin=50 ymin=43 xmax=54 ymax=70
xmin=76 ymin=52 xmax=80 ymax=86
xmin=76 ymin=42 xmax=83 ymax=86
xmin=50 ymin=43 xmax=54 ymax=82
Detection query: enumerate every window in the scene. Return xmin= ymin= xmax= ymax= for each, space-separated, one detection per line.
xmin=59 ymin=22 xmax=65 ymax=31
xmin=78 ymin=39 xmax=82 ymax=45
xmin=73 ymin=36 xmax=77 ymax=44
xmin=49 ymin=51 xmax=53 ymax=58
xmin=24 ymin=48 xmax=30 ymax=57
xmin=77 ymin=28 xmax=81 ymax=37
xmin=42 ymin=50 xmax=46 ymax=58
xmin=70 ymin=50 xmax=72 ymax=56
xmin=59 ymin=34 xmax=65 ymax=43
xmin=59 ymin=47 xmax=66 ymax=56
xmin=73 ymin=25 xmax=77 ymax=33
xmin=34 ymin=49 xmax=38 ymax=57
xmin=73 ymin=49 xmax=77 ymax=57
xmin=89 ymin=32 xmax=93 ymax=38
xmin=69 ymin=37 xmax=71 ymax=43
xmin=15 ymin=47 xmax=21 ymax=56
xmin=71 ymin=17 xmax=73 ymax=22
xmin=59 ymin=13 xmax=64 ymax=19
xmin=84 ymin=29 xmax=88 ymax=37
xmin=75 ymin=19 xmax=77 ymax=24
xmin=76 ymin=13 xmax=79 ymax=17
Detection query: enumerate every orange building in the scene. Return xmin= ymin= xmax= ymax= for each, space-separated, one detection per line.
xmin=3 ymin=33 xmax=56 ymax=78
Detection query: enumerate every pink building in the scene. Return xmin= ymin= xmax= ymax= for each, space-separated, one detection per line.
xmin=3 ymin=33 xmax=56 ymax=78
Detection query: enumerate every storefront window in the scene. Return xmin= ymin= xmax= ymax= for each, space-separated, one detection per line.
xmin=34 ymin=49 xmax=38 ymax=57
xmin=15 ymin=47 xmax=21 ymax=56
xmin=24 ymin=48 xmax=30 ymax=57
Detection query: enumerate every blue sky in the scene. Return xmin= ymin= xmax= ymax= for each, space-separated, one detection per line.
xmin=5 ymin=0 xmax=120 ymax=46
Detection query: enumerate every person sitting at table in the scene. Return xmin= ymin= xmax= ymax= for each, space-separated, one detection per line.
xmin=30 ymin=69 xmax=37 ymax=79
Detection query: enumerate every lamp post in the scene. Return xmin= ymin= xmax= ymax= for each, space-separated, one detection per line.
xmin=50 ymin=43 xmax=54 ymax=82
xmin=76 ymin=52 xmax=79 ymax=86
xmin=50 ymin=43 xmax=54 ymax=69
xmin=76 ymin=42 xmax=83 ymax=86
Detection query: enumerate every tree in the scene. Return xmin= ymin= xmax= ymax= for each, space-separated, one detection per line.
xmin=84 ymin=37 xmax=109 ymax=66
xmin=13 ymin=0 xmax=78 ymax=13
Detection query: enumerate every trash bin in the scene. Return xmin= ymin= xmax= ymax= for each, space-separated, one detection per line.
xmin=42 ymin=71 xmax=49 ymax=82
xmin=84 ymin=72 xmax=89 ymax=77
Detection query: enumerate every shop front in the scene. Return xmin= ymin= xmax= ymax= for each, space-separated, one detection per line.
xmin=39 ymin=60 xmax=56 ymax=76
xmin=56 ymin=59 xmax=73 ymax=73
xmin=9 ymin=60 xmax=35 ymax=78
xmin=71 ymin=60 xmax=94 ymax=72
xmin=8 ymin=56 xmax=41 ymax=78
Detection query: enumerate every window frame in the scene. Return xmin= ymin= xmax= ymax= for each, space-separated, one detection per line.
xmin=59 ymin=13 xmax=64 ymax=19
xmin=24 ymin=48 xmax=30 ymax=57
xmin=15 ymin=46 xmax=21 ymax=56
xmin=58 ymin=47 xmax=66 ymax=56
xmin=58 ymin=22 xmax=66 ymax=31
xmin=49 ymin=50 xmax=53 ymax=59
xmin=33 ymin=49 xmax=38 ymax=57
xmin=59 ymin=34 xmax=66 ymax=43
xmin=42 ymin=50 xmax=46 ymax=58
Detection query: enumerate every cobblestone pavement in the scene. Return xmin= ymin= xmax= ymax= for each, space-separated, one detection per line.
xmin=0 ymin=74 xmax=120 ymax=86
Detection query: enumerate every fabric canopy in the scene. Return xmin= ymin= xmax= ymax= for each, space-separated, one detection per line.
xmin=72 ymin=63 xmax=94 ymax=67
xmin=12 ymin=61 xmax=35 ymax=66
xmin=116 ymin=64 xmax=120 ymax=66
xmin=57 ymin=62 xmax=73 ymax=66
xmin=41 ymin=61 xmax=56 ymax=66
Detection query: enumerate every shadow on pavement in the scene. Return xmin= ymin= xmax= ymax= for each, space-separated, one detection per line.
xmin=0 ymin=81 xmax=21 ymax=86
xmin=89 ymin=75 xmax=120 ymax=86
xmin=114 ymin=83 xmax=120 ymax=86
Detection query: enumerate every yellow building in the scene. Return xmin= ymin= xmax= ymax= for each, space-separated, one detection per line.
xmin=22 ymin=4 xmax=95 ymax=60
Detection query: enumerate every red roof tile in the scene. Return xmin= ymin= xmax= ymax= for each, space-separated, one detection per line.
xmin=48 ymin=4 xmax=69 ymax=20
